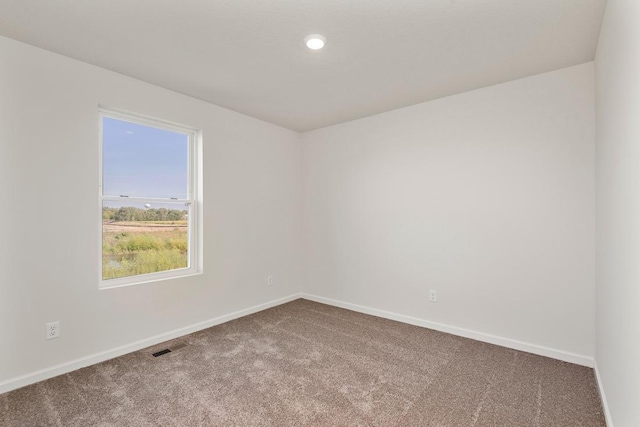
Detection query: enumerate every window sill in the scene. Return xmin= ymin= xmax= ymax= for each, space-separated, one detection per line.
xmin=99 ymin=269 xmax=202 ymax=290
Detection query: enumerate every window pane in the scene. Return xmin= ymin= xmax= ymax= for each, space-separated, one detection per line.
xmin=102 ymin=117 xmax=189 ymax=199
xmin=102 ymin=200 xmax=190 ymax=280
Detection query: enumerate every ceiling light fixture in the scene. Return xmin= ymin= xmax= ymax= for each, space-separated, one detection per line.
xmin=305 ymin=34 xmax=326 ymax=50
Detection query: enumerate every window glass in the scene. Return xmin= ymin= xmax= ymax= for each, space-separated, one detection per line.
xmin=102 ymin=117 xmax=189 ymax=199
xmin=99 ymin=111 xmax=199 ymax=287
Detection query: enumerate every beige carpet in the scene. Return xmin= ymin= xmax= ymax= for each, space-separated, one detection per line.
xmin=0 ymin=299 xmax=605 ymax=426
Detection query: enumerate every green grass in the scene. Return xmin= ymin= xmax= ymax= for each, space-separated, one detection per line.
xmin=102 ymin=227 xmax=188 ymax=280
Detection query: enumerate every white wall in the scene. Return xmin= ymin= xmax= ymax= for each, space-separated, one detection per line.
xmin=302 ymin=63 xmax=595 ymax=361
xmin=0 ymin=32 xmax=602 ymax=398
xmin=0 ymin=36 xmax=302 ymax=387
xmin=595 ymin=0 xmax=640 ymax=425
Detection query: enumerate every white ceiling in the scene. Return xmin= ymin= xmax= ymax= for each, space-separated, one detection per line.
xmin=0 ymin=0 xmax=607 ymax=132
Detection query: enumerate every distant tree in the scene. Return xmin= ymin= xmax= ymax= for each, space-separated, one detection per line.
xmin=114 ymin=207 xmax=138 ymax=221
xmin=103 ymin=206 xmax=187 ymax=222
xmin=167 ymin=210 xmax=182 ymax=221
xmin=102 ymin=208 xmax=116 ymax=220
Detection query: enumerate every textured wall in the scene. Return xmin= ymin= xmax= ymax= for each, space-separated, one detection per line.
xmin=302 ymin=63 xmax=595 ymax=360
xmin=0 ymin=36 xmax=302 ymax=387
xmin=595 ymin=0 xmax=640 ymax=425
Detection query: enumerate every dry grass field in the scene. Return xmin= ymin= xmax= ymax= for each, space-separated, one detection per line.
xmin=102 ymin=220 xmax=188 ymax=280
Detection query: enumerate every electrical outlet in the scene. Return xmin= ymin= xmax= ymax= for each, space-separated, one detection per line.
xmin=46 ymin=322 xmax=60 ymax=340
xmin=429 ymin=290 xmax=437 ymax=303
xmin=267 ymin=275 xmax=273 ymax=286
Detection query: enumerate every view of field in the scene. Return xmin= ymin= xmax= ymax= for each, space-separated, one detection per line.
xmin=102 ymin=207 xmax=189 ymax=280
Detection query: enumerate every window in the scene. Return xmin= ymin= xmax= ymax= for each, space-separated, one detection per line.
xmin=99 ymin=109 xmax=201 ymax=288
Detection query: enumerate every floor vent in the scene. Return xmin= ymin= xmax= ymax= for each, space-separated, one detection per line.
xmin=151 ymin=342 xmax=189 ymax=358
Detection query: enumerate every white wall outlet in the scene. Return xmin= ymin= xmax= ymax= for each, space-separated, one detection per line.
xmin=267 ymin=275 xmax=274 ymax=286
xmin=46 ymin=321 xmax=60 ymax=340
xmin=429 ymin=290 xmax=437 ymax=303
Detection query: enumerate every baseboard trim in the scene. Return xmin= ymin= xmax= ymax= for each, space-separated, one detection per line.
xmin=0 ymin=293 xmax=301 ymax=395
xmin=593 ymin=360 xmax=614 ymax=426
xmin=301 ymin=293 xmax=593 ymax=367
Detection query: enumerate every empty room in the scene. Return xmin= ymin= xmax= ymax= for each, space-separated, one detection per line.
xmin=0 ymin=0 xmax=638 ymax=426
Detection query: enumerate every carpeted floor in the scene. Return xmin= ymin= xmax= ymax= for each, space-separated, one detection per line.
xmin=0 ymin=299 xmax=606 ymax=426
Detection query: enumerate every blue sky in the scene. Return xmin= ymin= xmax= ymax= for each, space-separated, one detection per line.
xmin=102 ymin=116 xmax=188 ymax=201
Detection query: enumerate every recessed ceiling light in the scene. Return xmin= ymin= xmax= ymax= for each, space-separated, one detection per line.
xmin=305 ymin=34 xmax=326 ymax=50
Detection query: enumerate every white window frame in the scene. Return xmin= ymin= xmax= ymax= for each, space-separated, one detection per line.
xmin=98 ymin=107 xmax=202 ymax=289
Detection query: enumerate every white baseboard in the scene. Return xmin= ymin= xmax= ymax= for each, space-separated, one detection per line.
xmin=0 ymin=293 xmax=301 ymax=395
xmin=593 ymin=360 xmax=614 ymax=426
xmin=1 ymin=292 xmax=596 ymax=396
xmin=301 ymin=293 xmax=594 ymax=367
